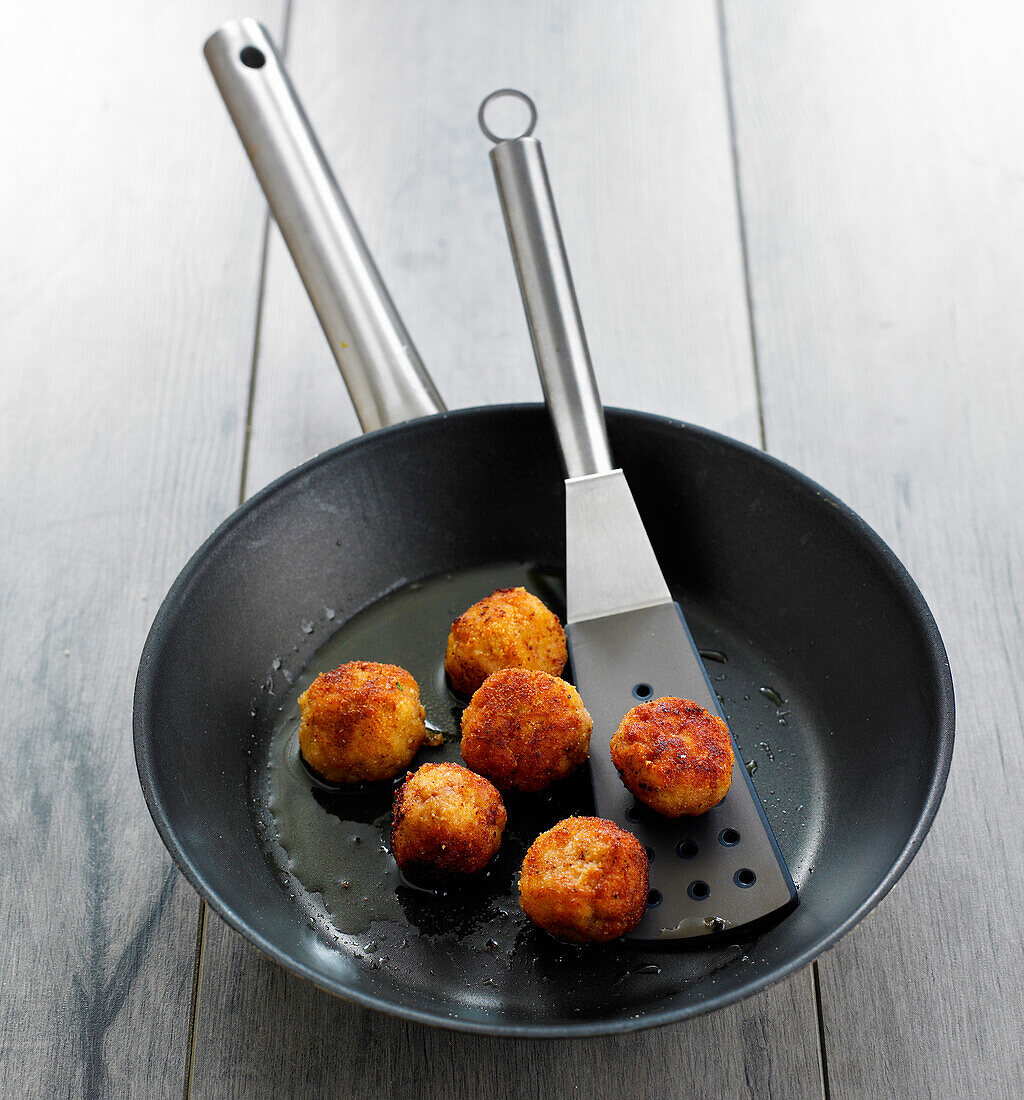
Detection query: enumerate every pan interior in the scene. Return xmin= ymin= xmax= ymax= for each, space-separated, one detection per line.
xmin=135 ymin=407 xmax=952 ymax=1032
xmin=253 ymin=560 xmax=827 ymax=1022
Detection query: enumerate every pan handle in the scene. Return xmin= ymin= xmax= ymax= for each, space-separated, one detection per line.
xmin=204 ymin=20 xmax=445 ymax=432
xmin=481 ymin=91 xmax=614 ymax=480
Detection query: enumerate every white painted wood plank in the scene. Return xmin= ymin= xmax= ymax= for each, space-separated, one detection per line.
xmin=0 ymin=2 xmax=283 ymax=1095
xmin=191 ymin=2 xmax=824 ymax=1096
xmin=195 ymin=917 xmax=820 ymax=1100
xmin=723 ymin=2 xmax=1024 ymax=1096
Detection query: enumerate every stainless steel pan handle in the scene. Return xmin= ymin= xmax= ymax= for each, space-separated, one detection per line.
xmin=481 ymin=91 xmax=614 ymax=479
xmin=205 ymin=20 xmax=445 ymax=431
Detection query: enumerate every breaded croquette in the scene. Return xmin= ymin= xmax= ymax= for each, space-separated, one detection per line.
xmin=460 ymin=668 xmax=592 ymax=792
xmin=610 ymin=696 xmax=734 ymax=817
xmin=391 ymin=762 xmax=506 ymax=879
xmin=445 ymin=586 xmax=567 ymax=696
xmin=298 ymin=661 xmax=434 ymax=783
xmin=518 ymin=817 xmax=649 ymax=943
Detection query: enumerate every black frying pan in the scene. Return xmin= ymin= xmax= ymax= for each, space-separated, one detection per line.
xmin=133 ymin=22 xmax=954 ymax=1036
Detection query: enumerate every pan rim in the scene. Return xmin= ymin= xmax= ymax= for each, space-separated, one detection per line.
xmin=133 ymin=402 xmax=955 ymax=1037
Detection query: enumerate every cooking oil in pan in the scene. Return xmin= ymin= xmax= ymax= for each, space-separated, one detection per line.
xmin=257 ymin=563 xmax=588 ymax=947
xmin=253 ymin=561 xmax=825 ymax=999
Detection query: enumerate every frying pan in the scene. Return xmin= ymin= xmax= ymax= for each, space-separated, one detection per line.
xmin=133 ymin=20 xmax=954 ymax=1036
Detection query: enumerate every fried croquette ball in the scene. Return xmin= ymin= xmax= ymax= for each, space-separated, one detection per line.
xmin=460 ymin=668 xmax=592 ymax=792
xmin=610 ymin=696 xmax=734 ymax=817
xmin=390 ymin=762 xmax=506 ymax=879
xmin=445 ymin=586 xmax=567 ymax=696
xmin=518 ymin=817 xmax=649 ymax=943
xmin=297 ymin=661 xmax=433 ymax=783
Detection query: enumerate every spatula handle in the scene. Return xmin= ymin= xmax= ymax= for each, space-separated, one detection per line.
xmin=205 ymin=20 xmax=445 ymax=432
xmin=483 ymin=94 xmax=614 ymax=479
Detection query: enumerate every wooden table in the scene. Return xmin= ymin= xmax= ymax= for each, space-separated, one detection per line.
xmin=3 ymin=2 xmax=1021 ymax=1096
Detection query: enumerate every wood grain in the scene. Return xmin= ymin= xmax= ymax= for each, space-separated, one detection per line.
xmin=722 ymin=2 xmax=1024 ymax=1096
xmin=189 ymin=2 xmax=824 ymax=1097
xmin=0 ymin=2 xmax=283 ymax=1096
xmin=193 ymin=917 xmax=820 ymax=1100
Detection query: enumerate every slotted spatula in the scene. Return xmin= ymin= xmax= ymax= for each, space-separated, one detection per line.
xmin=480 ymin=90 xmax=797 ymax=941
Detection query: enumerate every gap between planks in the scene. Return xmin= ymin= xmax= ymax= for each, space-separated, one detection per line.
xmin=716 ymin=1 xmax=831 ymax=1096
xmin=182 ymin=902 xmax=208 ymax=1100
xmin=716 ymin=0 xmax=767 ymax=454
xmin=184 ymin=6 xmax=297 ymax=1095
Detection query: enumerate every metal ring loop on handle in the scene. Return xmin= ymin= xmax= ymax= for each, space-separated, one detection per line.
xmin=478 ymin=88 xmax=538 ymax=144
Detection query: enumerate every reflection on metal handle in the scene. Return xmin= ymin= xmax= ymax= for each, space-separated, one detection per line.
xmin=482 ymin=93 xmax=613 ymax=479
xmin=204 ymin=20 xmax=444 ymax=431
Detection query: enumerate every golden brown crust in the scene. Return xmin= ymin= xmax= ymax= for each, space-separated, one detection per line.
xmin=609 ymin=697 xmax=734 ymax=817
xmin=444 ymin=587 xmax=567 ymax=696
xmin=391 ymin=762 xmax=507 ymax=878
xmin=460 ymin=668 xmax=592 ymax=792
xmin=518 ymin=817 xmax=649 ymax=943
xmin=297 ymin=661 xmax=427 ymax=783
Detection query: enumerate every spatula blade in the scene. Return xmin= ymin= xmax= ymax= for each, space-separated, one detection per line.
xmin=565 ymin=473 xmax=797 ymax=941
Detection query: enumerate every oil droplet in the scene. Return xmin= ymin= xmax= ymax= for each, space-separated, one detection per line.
xmin=699 ymin=649 xmax=727 ymax=664
xmin=325 ymin=608 xmax=336 ymax=620
xmin=745 ymin=759 xmax=758 ymax=776
xmin=635 ymin=964 xmax=662 ymax=975
xmin=301 ymin=620 xmax=315 ymax=634
xmin=757 ymin=740 xmax=775 ymax=762
xmin=759 ymin=686 xmax=784 ymax=706
xmin=272 ymin=658 xmax=282 ymax=670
